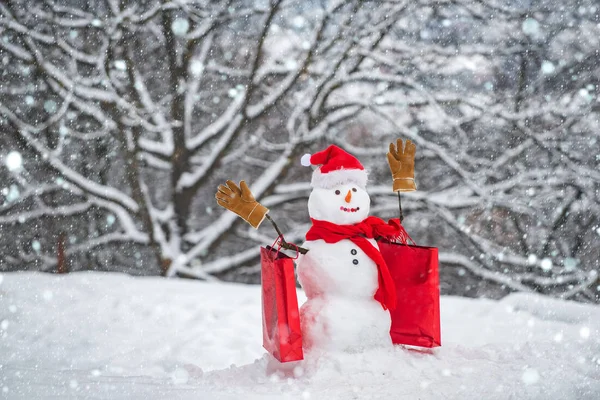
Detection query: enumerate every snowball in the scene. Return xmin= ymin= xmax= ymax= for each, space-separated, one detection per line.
xmin=540 ymin=258 xmax=552 ymax=271
xmin=521 ymin=368 xmax=540 ymax=385
xmin=5 ymin=151 xmax=23 ymax=171
xmin=171 ymin=18 xmax=189 ymax=37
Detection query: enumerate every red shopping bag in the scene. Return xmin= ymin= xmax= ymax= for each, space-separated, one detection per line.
xmin=378 ymin=240 xmax=441 ymax=348
xmin=260 ymin=245 xmax=304 ymax=362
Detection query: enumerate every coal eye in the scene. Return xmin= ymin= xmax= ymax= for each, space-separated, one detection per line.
xmin=352 ymin=188 xmax=357 ymax=192
xmin=335 ymin=190 xmax=341 ymax=195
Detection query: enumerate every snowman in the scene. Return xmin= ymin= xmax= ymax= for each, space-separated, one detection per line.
xmin=216 ymin=142 xmax=417 ymax=353
xmin=296 ymin=145 xmax=399 ymax=352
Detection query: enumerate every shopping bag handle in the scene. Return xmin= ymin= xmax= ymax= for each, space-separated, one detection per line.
xmin=266 ymin=215 xmax=308 ymax=254
xmin=387 ymin=218 xmax=417 ymax=246
xmin=271 ymin=235 xmax=300 ymax=260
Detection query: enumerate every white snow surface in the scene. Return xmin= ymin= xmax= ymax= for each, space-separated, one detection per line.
xmin=1 ymin=272 xmax=599 ymax=399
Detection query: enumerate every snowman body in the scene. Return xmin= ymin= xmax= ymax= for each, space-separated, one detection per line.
xmin=296 ymin=182 xmax=392 ymax=352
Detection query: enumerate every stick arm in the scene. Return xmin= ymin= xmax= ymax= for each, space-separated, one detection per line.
xmin=265 ymin=214 xmax=309 ymax=254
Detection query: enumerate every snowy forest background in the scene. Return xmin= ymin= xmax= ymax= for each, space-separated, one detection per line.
xmin=0 ymin=0 xmax=598 ymax=303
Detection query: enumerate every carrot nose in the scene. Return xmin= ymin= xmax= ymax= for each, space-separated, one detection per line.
xmin=345 ymin=190 xmax=352 ymax=203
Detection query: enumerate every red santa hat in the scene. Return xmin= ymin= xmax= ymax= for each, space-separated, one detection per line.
xmin=301 ymin=145 xmax=368 ymax=189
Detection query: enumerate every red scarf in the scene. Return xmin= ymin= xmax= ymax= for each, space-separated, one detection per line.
xmin=305 ymin=217 xmax=405 ymax=311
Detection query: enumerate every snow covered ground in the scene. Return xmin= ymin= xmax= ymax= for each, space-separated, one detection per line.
xmin=1 ymin=272 xmax=599 ymax=399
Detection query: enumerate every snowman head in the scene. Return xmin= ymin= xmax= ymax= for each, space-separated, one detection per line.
xmin=302 ymin=145 xmax=370 ymax=225
xmin=308 ymin=184 xmax=370 ymax=225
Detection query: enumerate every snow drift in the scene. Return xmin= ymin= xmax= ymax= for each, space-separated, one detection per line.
xmin=0 ymin=272 xmax=598 ymax=399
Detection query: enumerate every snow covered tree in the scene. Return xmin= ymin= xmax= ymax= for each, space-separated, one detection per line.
xmin=1 ymin=0 xmax=598 ymax=302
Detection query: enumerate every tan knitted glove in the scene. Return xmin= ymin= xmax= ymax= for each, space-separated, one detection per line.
xmin=387 ymin=139 xmax=417 ymax=192
xmin=215 ymin=180 xmax=269 ymax=229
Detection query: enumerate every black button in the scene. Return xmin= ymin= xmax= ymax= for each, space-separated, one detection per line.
xmin=352 ymin=259 xmax=359 ymax=265
xmin=351 ymin=249 xmax=357 ymax=255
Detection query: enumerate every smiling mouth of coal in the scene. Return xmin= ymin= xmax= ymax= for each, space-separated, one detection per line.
xmin=340 ymin=206 xmax=360 ymax=213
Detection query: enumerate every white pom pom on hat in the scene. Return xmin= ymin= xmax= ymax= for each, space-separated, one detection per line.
xmin=301 ymin=153 xmax=312 ymax=167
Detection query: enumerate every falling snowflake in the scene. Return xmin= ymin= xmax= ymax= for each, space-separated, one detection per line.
xmin=31 ymin=240 xmax=41 ymax=253
xmin=553 ymin=332 xmax=563 ymax=342
xmin=521 ymin=368 xmax=540 ymax=385
xmin=522 ymin=18 xmax=540 ymax=37
xmin=44 ymin=100 xmax=57 ymax=113
xmin=5 ymin=151 xmax=23 ymax=171
xmin=540 ymin=258 xmax=552 ymax=271
xmin=292 ymin=16 xmax=306 ymax=29
xmin=42 ymin=290 xmax=54 ymax=301
xmin=580 ymin=326 xmax=590 ymax=339
xmin=6 ymin=185 xmax=20 ymax=202
xmin=171 ymin=18 xmax=189 ymax=37
xmin=106 ymin=214 xmax=116 ymax=227
xmin=190 ymin=60 xmax=204 ymax=76
xmin=563 ymin=257 xmax=579 ymax=271
xmin=114 ymin=60 xmax=127 ymax=71
xmin=578 ymin=88 xmax=593 ymax=103
xmin=541 ymin=60 xmax=555 ymax=74
xmin=527 ymin=254 xmax=538 ymax=265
